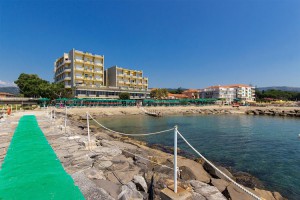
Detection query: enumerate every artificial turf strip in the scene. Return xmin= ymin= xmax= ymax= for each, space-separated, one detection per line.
xmin=0 ymin=115 xmax=84 ymax=200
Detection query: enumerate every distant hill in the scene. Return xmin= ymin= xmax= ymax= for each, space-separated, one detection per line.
xmin=258 ymin=86 xmax=300 ymax=92
xmin=0 ymin=87 xmax=20 ymax=95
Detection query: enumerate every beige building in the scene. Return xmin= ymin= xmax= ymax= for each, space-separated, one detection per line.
xmin=54 ymin=49 xmax=150 ymax=99
xmin=106 ymin=66 xmax=148 ymax=90
xmin=200 ymin=84 xmax=255 ymax=104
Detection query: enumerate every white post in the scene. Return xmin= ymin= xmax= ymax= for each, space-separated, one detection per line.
xmin=87 ymin=112 xmax=91 ymax=150
xmin=174 ymin=125 xmax=178 ymax=193
xmin=64 ymin=106 xmax=67 ymax=134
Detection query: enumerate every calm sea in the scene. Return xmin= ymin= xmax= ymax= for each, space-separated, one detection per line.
xmin=96 ymin=114 xmax=300 ymax=199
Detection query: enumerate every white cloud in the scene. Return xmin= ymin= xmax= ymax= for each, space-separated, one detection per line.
xmin=0 ymin=80 xmax=16 ymax=87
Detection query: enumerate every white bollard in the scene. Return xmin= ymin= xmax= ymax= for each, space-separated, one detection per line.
xmin=174 ymin=125 xmax=178 ymax=193
xmin=87 ymin=112 xmax=91 ymax=150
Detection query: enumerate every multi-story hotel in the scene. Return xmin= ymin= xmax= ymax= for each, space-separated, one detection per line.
xmin=200 ymin=84 xmax=255 ymax=104
xmin=54 ymin=49 xmax=150 ymax=99
xmin=106 ymin=66 xmax=148 ymax=90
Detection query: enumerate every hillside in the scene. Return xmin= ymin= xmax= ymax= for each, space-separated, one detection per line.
xmin=258 ymin=86 xmax=300 ymax=92
xmin=0 ymin=87 xmax=20 ymax=95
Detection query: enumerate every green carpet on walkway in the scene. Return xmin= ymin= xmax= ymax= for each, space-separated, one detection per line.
xmin=0 ymin=115 xmax=84 ymax=200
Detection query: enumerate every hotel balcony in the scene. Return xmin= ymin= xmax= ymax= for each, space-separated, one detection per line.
xmin=95 ymin=62 xmax=103 ymax=66
xmin=117 ymin=74 xmax=124 ymax=77
xmin=64 ymin=68 xmax=71 ymax=72
xmin=118 ymin=80 xmax=124 ymax=83
xmin=64 ymin=77 xmax=71 ymax=81
xmin=94 ymin=78 xmax=103 ymax=82
xmin=84 ymin=60 xmax=94 ymax=65
xmin=75 ymin=67 xmax=84 ymax=72
xmin=75 ymin=76 xmax=84 ymax=80
xmin=65 ymin=85 xmax=71 ymax=88
xmin=75 ymin=59 xmax=84 ymax=63
xmin=94 ymin=70 xmax=103 ymax=74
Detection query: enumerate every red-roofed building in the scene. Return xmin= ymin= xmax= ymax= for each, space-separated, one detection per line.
xmin=0 ymin=92 xmax=15 ymax=98
xmin=182 ymin=89 xmax=199 ymax=99
xmin=200 ymin=84 xmax=255 ymax=104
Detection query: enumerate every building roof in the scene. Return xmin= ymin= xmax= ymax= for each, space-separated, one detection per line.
xmin=167 ymin=93 xmax=188 ymax=99
xmin=0 ymin=92 xmax=14 ymax=96
xmin=183 ymin=89 xmax=199 ymax=93
xmin=206 ymin=84 xmax=253 ymax=89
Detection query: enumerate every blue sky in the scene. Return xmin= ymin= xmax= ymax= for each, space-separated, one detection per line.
xmin=0 ymin=0 xmax=299 ymax=88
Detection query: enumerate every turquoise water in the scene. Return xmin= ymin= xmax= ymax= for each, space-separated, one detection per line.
xmin=97 ymin=114 xmax=300 ymax=200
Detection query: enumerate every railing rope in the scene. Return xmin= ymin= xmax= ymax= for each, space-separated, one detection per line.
xmin=86 ymin=112 xmax=262 ymax=199
xmin=88 ymin=113 xmax=174 ymax=136
xmin=177 ymin=130 xmax=262 ymax=200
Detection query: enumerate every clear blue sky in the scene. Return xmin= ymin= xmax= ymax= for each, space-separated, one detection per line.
xmin=0 ymin=0 xmax=299 ymax=88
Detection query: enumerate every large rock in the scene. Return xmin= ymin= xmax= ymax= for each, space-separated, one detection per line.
xmin=227 ymin=183 xmax=256 ymax=200
xmin=177 ymin=157 xmax=211 ymax=183
xmin=203 ymin=161 xmax=235 ymax=181
xmin=72 ymin=171 xmax=115 ymax=200
xmin=133 ymin=175 xmax=148 ymax=192
xmin=211 ymin=178 xmax=229 ymax=193
xmin=84 ymin=168 xmax=106 ymax=180
xmin=254 ymin=188 xmax=276 ymax=200
xmin=118 ymin=182 xmax=143 ymax=200
xmin=93 ymin=147 xmax=122 ymax=157
xmin=94 ymin=179 xmax=121 ymax=199
xmin=273 ymin=192 xmax=286 ymax=200
xmin=189 ymin=180 xmax=226 ymax=200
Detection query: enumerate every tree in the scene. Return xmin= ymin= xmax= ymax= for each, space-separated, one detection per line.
xmin=15 ymin=73 xmax=72 ymax=99
xmin=150 ymin=88 xmax=168 ymax=99
xmin=119 ymin=92 xmax=130 ymax=100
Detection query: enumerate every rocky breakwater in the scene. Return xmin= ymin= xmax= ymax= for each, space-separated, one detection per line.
xmin=40 ymin=113 xmax=286 ymax=200
xmin=246 ymin=107 xmax=300 ymax=117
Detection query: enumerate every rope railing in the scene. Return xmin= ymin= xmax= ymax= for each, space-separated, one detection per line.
xmin=81 ymin=112 xmax=262 ymax=199
xmin=177 ymin=130 xmax=262 ymax=200
xmin=88 ymin=113 xmax=174 ymax=136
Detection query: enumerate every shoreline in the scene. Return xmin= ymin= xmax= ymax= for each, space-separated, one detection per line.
xmin=58 ymin=107 xmax=288 ymax=200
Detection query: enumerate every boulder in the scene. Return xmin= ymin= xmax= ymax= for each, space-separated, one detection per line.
xmin=254 ymin=188 xmax=276 ymax=200
xmin=226 ymin=183 xmax=255 ymax=200
xmin=211 ymin=178 xmax=229 ymax=193
xmin=177 ymin=157 xmax=211 ymax=183
xmin=189 ymin=180 xmax=226 ymax=200
xmin=133 ymin=175 xmax=148 ymax=192
xmin=273 ymin=191 xmax=286 ymax=200
xmin=203 ymin=162 xmax=235 ymax=181
xmin=85 ymin=168 xmax=106 ymax=180
xmin=118 ymin=182 xmax=143 ymax=200
xmin=191 ymin=192 xmax=206 ymax=200
xmin=179 ymin=166 xmax=197 ymax=181
xmin=92 ymin=147 xmax=122 ymax=157
xmin=72 ymin=171 xmax=115 ymax=200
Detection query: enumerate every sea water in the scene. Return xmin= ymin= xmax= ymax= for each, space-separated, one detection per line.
xmin=96 ymin=114 xmax=300 ymax=199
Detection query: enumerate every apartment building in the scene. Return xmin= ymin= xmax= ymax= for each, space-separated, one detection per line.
xmin=54 ymin=49 xmax=150 ymax=99
xmin=106 ymin=66 xmax=148 ymax=90
xmin=200 ymin=84 xmax=255 ymax=104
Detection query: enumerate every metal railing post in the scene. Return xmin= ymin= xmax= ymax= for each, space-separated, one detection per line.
xmin=87 ymin=112 xmax=91 ymax=150
xmin=174 ymin=125 xmax=178 ymax=193
xmin=64 ymin=106 xmax=67 ymax=134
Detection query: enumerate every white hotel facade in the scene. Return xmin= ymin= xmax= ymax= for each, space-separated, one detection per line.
xmin=200 ymin=84 xmax=255 ymax=104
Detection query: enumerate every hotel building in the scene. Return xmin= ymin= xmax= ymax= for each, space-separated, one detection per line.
xmin=200 ymin=84 xmax=255 ymax=104
xmin=54 ymin=49 xmax=150 ymax=99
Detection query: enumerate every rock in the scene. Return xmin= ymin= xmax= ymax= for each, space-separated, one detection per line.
xmin=94 ymin=179 xmax=121 ymax=199
xmin=234 ymin=172 xmax=264 ymax=188
xmin=179 ymin=166 xmax=197 ymax=180
xmin=118 ymin=182 xmax=143 ymax=200
xmin=254 ymin=188 xmax=276 ymax=200
xmin=189 ymin=180 xmax=226 ymax=200
xmin=177 ymin=157 xmax=211 ymax=183
xmin=93 ymin=147 xmax=122 ymax=157
xmin=97 ymin=160 xmax=113 ymax=170
xmin=133 ymin=175 xmax=148 ymax=192
xmin=273 ymin=191 xmax=286 ymax=200
xmin=72 ymin=171 xmax=115 ymax=200
xmin=203 ymin=161 xmax=235 ymax=181
xmin=211 ymin=178 xmax=229 ymax=193
xmin=85 ymin=168 xmax=106 ymax=180
xmin=226 ymin=183 xmax=255 ymax=200
xmin=191 ymin=192 xmax=206 ymax=200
